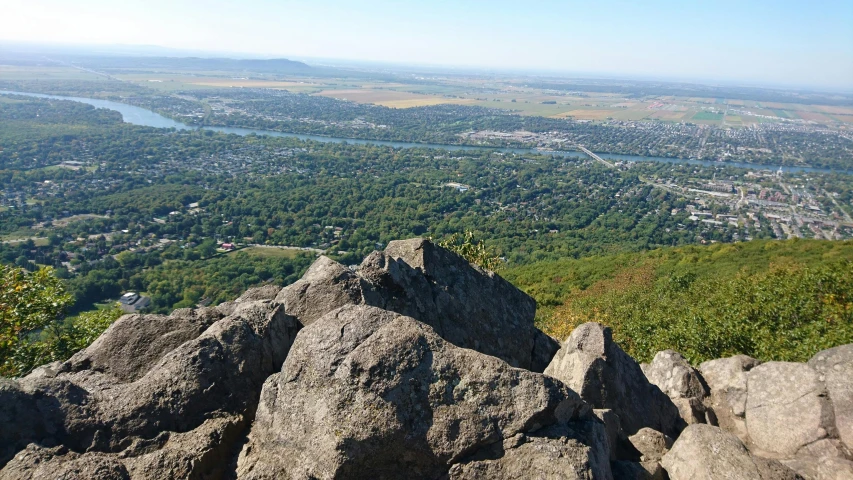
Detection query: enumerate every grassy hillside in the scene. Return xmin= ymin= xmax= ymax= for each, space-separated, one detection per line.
xmin=504 ymin=239 xmax=853 ymax=364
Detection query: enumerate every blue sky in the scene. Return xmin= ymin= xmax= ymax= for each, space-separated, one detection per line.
xmin=2 ymin=0 xmax=852 ymax=90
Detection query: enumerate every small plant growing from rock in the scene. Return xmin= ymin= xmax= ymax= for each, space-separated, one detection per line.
xmin=436 ymin=231 xmax=504 ymax=272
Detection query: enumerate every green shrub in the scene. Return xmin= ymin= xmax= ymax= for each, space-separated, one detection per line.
xmin=1 ymin=265 xmax=124 ymax=377
xmin=507 ymin=240 xmax=853 ymax=364
xmin=8 ymin=305 xmax=124 ymax=377
xmin=1 ymin=265 xmax=73 ymax=376
xmin=437 ymin=231 xmax=504 ymax=272
xmin=551 ymin=260 xmax=853 ymax=364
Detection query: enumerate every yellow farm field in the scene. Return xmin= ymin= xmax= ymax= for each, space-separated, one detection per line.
xmin=313 ymin=89 xmax=474 ymax=108
xmin=556 ymin=109 xmax=620 ymax=120
xmin=610 ymin=109 xmax=656 ymax=120
xmin=759 ymin=102 xmax=807 ymax=110
xmin=117 ymin=75 xmax=327 ymax=92
xmin=795 ymin=111 xmax=835 ymax=122
xmin=817 ymin=105 xmax=853 ymax=115
xmin=189 ymin=80 xmax=317 ymax=89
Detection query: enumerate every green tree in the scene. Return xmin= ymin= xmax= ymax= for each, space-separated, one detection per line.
xmin=1 ymin=265 xmax=73 ymax=376
xmin=10 ymin=305 xmax=124 ymax=377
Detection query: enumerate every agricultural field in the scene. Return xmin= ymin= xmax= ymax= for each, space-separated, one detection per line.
xmin=314 ymin=88 xmax=475 ymax=107
xmin=724 ymin=115 xmax=744 ymax=126
xmin=795 ymin=111 xmax=836 ymax=122
xmin=2 ymin=64 xmax=852 ymax=128
xmin=691 ymin=111 xmax=724 ymax=121
xmin=649 ymin=110 xmax=689 ymax=121
xmin=114 ymin=74 xmax=331 ymax=94
xmin=0 ymin=65 xmax=105 ymax=82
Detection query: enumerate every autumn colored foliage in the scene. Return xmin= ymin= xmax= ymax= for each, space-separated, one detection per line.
xmin=505 ymin=239 xmax=853 ymax=364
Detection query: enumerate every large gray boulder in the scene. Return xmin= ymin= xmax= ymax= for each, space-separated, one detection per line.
xmin=275 ymin=255 xmax=375 ymax=325
xmin=0 ymin=445 xmax=131 ymax=480
xmin=810 ymin=344 xmax=853 ymax=454
xmin=0 ymin=415 xmax=246 ymax=480
xmin=661 ymin=424 xmax=801 ymax=480
xmin=235 ymin=284 xmax=283 ymax=302
xmin=699 ymin=354 xmax=761 ymax=443
xmin=643 ymin=350 xmax=711 ymax=425
xmin=237 ymin=304 xmax=611 ymax=479
xmin=0 ymin=299 xmax=299 ymax=477
xmin=358 ymin=238 xmax=555 ymax=370
xmin=782 ymin=455 xmax=853 ymax=480
xmin=0 ymin=377 xmax=97 ymax=470
xmin=448 ymin=422 xmax=612 ymax=480
xmin=63 ymin=307 xmax=224 ymax=382
xmin=745 ymin=361 xmax=835 ymax=456
xmin=628 ymin=427 xmax=673 ymax=463
xmin=544 ymin=323 xmax=684 ymax=437
xmin=277 ymin=239 xmax=559 ymax=371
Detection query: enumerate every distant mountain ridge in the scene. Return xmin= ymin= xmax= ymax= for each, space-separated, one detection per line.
xmin=73 ymin=56 xmax=313 ymax=73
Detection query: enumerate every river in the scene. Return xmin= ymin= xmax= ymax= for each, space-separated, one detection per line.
xmin=2 ymin=90 xmax=846 ymax=175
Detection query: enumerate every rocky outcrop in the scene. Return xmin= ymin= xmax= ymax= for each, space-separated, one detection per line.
xmin=782 ymin=455 xmax=853 ymax=480
xmin=0 ymin=239 xmax=566 ymax=479
xmin=276 ymin=239 xmax=559 ymax=371
xmin=274 ymin=255 xmax=372 ymax=325
xmin=0 ymin=445 xmax=131 ymax=480
xmin=544 ymin=323 xmax=684 ymax=438
xmin=63 ymin=307 xmax=224 ymax=383
xmin=628 ymin=428 xmax=673 ymax=463
xmin=661 ymin=424 xmax=801 ymax=480
xmin=1 ymin=238 xmax=851 ymax=480
xmin=697 ymin=350 xmax=853 ymax=479
xmin=447 ymin=422 xmax=611 ymax=479
xmin=237 ymin=304 xmax=611 ymax=479
xmin=810 ymin=345 xmax=853 ymax=454
xmin=0 ymin=297 xmax=298 ymax=478
xmin=1 ymin=416 xmax=247 ymax=480
xmin=745 ymin=361 xmax=834 ymax=456
xmin=358 ymin=239 xmax=559 ymax=371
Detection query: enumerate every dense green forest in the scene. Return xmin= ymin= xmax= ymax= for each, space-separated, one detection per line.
xmin=505 ymin=239 xmax=853 ymax=363
xmin=3 ymin=96 xmax=799 ymax=315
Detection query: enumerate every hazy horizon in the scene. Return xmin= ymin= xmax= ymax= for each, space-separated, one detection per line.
xmin=2 ymin=0 xmax=852 ymax=91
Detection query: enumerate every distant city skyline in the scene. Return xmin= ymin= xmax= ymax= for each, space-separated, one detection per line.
xmin=2 ymin=0 xmax=852 ymax=91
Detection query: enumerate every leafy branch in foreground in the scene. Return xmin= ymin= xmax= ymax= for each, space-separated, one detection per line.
xmin=1 ymin=265 xmax=123 ymax=377
xmin=9 ymin=305 xmax=124 ymax=377
xmin=1 ymin=265 xmax=72 ymax=376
